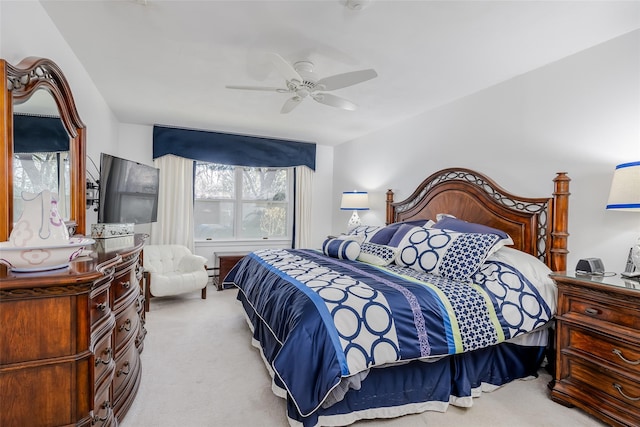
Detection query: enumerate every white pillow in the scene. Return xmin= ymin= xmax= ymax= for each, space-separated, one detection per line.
xmin=486 ymin=246 xmax=557 ymax=303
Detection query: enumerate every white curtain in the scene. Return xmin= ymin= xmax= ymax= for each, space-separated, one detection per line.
xmin=151 ymin=155 xmax=195 ymax=251
xmin=294 ymin=166 xmax=313 ymax=248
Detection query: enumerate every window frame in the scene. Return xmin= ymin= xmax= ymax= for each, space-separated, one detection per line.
xmin=193 ymin=162 xmax=294 ymax=242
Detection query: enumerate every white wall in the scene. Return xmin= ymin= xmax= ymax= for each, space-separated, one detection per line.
xmin=334 ymin=29 xmax=640 ymax=274
xmin=5 ymin=2 xmax=637 ymax=273
xmin=1 ymin=1 xmax=121 ymax=230
xmin=1 ymin=1 xmax=335 ymax=255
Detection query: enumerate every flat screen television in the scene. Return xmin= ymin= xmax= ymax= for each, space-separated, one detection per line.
xmin=98 ymin=153 xmax=160 ymax=224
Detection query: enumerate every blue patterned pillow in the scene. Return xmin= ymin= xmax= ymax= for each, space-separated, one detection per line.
xmin=357 ymin=242 xmax=399 ymax=266
xmin=322 ymin=238 xmax=361 ymax=260
xmin=432 ymin=217 xmax=513 ymax=244
xmin=369 ymin=220 xmax=433 ymax=245
xmin=388 ymin=224 xmax=426 ymax=247
xmin=395 ymin=227 xmax=504 ymax=281
xmin=347 ymin=225 xmax=383 ymax=243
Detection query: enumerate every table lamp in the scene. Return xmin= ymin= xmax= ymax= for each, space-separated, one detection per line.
xmin=606 ymin=161 xmax=640 ymax=272
xmin=341 ymin=191 xmax=369 ymax=230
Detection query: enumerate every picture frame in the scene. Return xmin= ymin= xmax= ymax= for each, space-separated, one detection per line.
xmin=624 ymin=247 xmax=638 ymax=273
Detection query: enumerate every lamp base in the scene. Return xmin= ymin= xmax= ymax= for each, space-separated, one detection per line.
xmin=347 ymin=211 xmax=362 ymax=231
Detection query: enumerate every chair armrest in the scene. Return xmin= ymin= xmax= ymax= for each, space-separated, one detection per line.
xmin=177 ymin=254 xmax=208 ymax=272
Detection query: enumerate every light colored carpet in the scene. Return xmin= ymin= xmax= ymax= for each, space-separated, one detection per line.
xmin=121 ymin=285 xmax=605 ymax=427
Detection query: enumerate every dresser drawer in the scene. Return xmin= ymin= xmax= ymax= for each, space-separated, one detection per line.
xmin=113 ymin=340 xmax=140 ymax=396
xmin=115 ymin=303 xmax=141 ymax=351
xmin=90 ymin=288 xmax=111 ymax=326
xmin=93 ymin=331 xmax=115 ymax=386
xmin=112 ymin=269 xmax=137 ymax=304
xmin=93 ymin=383 xmax=114 ymax=427
xmin=562 ymin=291 xmax=640 ymax=330
xmin=564 ymin=324 xmax=640 ymax=375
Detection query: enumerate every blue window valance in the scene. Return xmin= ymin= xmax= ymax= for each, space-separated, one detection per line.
xmin=13 ymin=113 xmax=69 ymax=153
xmin=153 ymin=125 xmax=316 ymax=170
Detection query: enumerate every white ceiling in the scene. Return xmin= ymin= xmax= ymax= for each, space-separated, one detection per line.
xmin=40 ymin=0 xmax=640 ymax=146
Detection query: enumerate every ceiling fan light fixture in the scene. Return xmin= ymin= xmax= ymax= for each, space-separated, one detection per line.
xmin=227 ymin=52 xmax=377 ymax=113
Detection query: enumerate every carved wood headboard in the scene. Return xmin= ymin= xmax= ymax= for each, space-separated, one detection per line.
xmin=385 ymin=168 xmax=570 ymax=272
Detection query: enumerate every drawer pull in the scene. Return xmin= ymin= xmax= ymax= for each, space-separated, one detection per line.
xmin=94 ymin=348 xmax=112 ymax=366
xmin=96 ymin=302 xmax=107 ymax=312
xmin=584 ymin=307 xmax=600 ymax=316
xmin=121 ymin=280 xmax=131 ymax=289
xmin=613 ymin=383 xmax=640 ymax=401
xmin=117 ymin=361 xmax=130 ymax=377
xmin=119 ymin=318 xmax=132 ymax=332
xmin=612 ymin=349 xmax=640 ymax=365
xmin=92 ymin=400 xmax=111 ymax=425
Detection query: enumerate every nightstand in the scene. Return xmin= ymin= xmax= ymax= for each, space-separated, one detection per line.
xmin=550 ymin=273 xmax=640 ymax=427
xmin=213 ymin=252 xmax=247 ymax=290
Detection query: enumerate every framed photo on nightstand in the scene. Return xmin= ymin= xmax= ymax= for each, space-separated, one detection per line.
xmin=622 ymin=247 xmax=640 ymax=279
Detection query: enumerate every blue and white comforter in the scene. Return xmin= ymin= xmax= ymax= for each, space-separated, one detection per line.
xmin=229 ymin=247 xmax=555 ymax=417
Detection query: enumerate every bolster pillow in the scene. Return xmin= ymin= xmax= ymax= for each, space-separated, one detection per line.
xmin=322 ymin=238 xmax=360 ymax=261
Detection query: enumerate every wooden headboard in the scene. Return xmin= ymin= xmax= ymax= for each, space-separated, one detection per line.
xmin=385 ymin=168 xmax=570 ymax=272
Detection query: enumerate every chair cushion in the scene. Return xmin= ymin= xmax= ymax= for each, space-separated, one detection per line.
xmin=149 ymin=269 xmax=208 ymax=297
xmin=143 ymin=244 xmax=208 ymax=297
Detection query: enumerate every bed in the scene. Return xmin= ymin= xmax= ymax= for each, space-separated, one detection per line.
xmin=225 ymin=167 xmax=570 ymax=427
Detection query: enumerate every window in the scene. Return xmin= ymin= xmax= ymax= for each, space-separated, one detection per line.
xmin=193 ymin=162 xmax=292 ymax=240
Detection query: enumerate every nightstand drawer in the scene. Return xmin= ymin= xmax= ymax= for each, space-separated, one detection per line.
xmin=563 ymin=292 xmax=640 ymax=330
xmin=564 ymin=324 xmax=640 ymax=375
xmin=552 ymin=273 xmax=640 ymax=426
xmin=566 ymin=357 xmax=640 ymax=413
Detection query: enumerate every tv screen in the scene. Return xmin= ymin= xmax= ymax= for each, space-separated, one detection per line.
xmin=98 ymin=153 xmax=160 ymax=224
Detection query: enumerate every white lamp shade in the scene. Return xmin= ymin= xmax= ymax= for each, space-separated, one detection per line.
xmin=340 ymin=191 xmax=369 ymax=210
xmin=606 ymin=161 xmax=640 ymax=211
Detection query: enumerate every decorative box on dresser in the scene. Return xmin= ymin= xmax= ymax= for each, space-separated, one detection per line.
xmin=0 ymin=234 xmax=147 ymax=427
xmin=550 ymin=273 xmax=640 ymax=427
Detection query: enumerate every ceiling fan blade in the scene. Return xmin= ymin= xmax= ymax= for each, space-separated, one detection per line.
xmin=225 ymin=85 xmax=289 ymax=93
xmin=281 ymin=96 xmax=302 ymax=114
xmin=312 ymin=93 xmax=357 ymax=111
xmin=315 ymin=69 xmax=377 ymax=91
xmin=267 ymin=53 xmax=303 ymax=83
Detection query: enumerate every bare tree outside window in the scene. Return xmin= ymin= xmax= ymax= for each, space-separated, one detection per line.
xmin=194 ymin=162 xmax=291 ymax=240
xmin=13 ymin=152 xmax=69 ymax=219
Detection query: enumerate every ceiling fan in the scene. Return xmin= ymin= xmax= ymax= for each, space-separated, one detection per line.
xmin=226 ymin=53 xmax=378 ymax=114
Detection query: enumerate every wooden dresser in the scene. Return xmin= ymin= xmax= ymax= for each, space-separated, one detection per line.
xmin=0 ymin=234 xmax=147 ymax=427
xmin=550 ymin=273 xmax=640 ymax=427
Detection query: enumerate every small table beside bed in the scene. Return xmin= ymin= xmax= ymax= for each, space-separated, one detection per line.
xmin=225 ymin=167 xmax=570 ymax=427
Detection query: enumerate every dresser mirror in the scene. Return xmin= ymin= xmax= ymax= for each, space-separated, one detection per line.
xmin=1 ymin=57 xmax=86 ymax=241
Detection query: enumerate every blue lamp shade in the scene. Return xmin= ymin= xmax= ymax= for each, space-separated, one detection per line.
xmin=340 ymin=191 xmax=369 ymax=230
xmin=606 ymin=161 xmax=640 ymax=211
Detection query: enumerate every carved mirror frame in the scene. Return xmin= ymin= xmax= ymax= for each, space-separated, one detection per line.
xmin=1 ymin=57 xmax=86 ymax=241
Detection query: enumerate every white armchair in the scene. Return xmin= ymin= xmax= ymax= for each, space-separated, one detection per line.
xmin=143 ymin=245 xmax=209 ymax=311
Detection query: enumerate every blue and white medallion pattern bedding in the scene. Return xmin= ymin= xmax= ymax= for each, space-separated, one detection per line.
xmin=229 ymin=245 xmax=556 ymax=425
